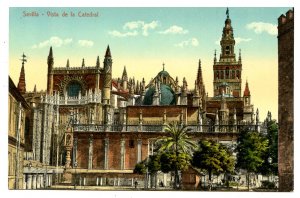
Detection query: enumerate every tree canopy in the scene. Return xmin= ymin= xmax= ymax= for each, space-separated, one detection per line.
xmin=192 ymin=140 xmax=235 ymax=182
xmin=236 ymin=130 xmax=269 ymax=173
xmin=156 ymin=122 xmax=197 ymax=189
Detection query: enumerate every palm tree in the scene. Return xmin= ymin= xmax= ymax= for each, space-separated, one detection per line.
xmin=156 ymin=122 xmax=197 ymax=189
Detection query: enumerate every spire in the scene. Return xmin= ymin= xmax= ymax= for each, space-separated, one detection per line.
xmin=66 ymin=59 xmax=70 ymax=68
xmin=243 ymin=80 xmax=250 ymax=96
xmin=17 ymin=53 xmax=27 ymax=94
xmin=33 ymin=84 xmax=37 ymax=93
xmin=47 ymin=46 xmax=54 ymax=68
xmin=82 ymin=58 xmax=85 ymax=67
xmin=122 ymin=66 xmax=128 ymax=81
xmin=239 ymin=49 xmax=242 ymax=62
xmin=220 ymin=8 xmax=235 ymax=60
xmin=96 ymin=56 xmax=100 ymax=67
xmin=162 ymin=62 xmax=165 ymax=71
xmin=197 ymin=59 xmax=203 ymax=87
xmin=214 ymin=49 xmax=217 ymax=63
xmin=105 ymin=45 xmax=111 ymax=58
xmin=226 ymin=7 xmax=229 ymax=19
xmin=136 ymin=80 xmax=140 ymax=93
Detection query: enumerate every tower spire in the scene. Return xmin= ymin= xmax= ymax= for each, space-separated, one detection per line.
xmin=47 ymin=46 xmax=54 ymax=94
xmin=47 ymin=46 xmax=54 ymax=67
xmin=197 ymin=59 xmax=203 ymax=85
xmin=82 ymin=58 xmax=85 ymax=67
xmin=17 ymin=53 xmax=27 ymax=94
xmin=122 ymin=66 xmax=128 ymax=81
xmin=243 ymin=80 xmax=250 ymax=96
xmin=103 ymin=45 xmax=112 ymax=104
xmin=105 ymin=45 xmax=111 ymax=58
xmin=226 ymin=7 xmax=229 ymax=19
xmin=214 ymin=49 xmax=217 ymax=63
xmin=96 ymin=56 xmax=100 ymax=67
xmin=66 ymin=59 xmax=70 ymax=68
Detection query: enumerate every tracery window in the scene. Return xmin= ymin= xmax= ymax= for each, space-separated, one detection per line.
xmin=67 ymin=81 xmax=81 ymax=97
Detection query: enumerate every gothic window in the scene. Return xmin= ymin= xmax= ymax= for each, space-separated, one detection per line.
xmin=67 ymin=81 xmax=81 ymax=97
xmin=216 ymin=71 xmax=219 ymax=79
xmin=221 ymin=71 xmax=224 ymax=79
xmin=225 ymin=46 xmax=230 ymax=55
xmin=226 ymin=67 xmax=229 ymax=79
xmin=232 ymin=70 xmax=235 ymax=79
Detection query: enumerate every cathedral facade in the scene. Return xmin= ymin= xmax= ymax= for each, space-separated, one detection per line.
xmin=13 ymin=9 xmax=266 ymax=189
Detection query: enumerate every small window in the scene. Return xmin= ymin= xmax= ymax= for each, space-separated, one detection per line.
xmin=129 ymin=140 xmax=135 ymax=148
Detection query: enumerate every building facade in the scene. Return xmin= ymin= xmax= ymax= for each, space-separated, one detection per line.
xmin=8 ymin=77 xmax=30 ymax=189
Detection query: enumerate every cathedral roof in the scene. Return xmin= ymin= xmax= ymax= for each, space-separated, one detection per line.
xmin=157 ymin=70 xmax=170 ymax=77
xmin=143 ymin=84 xmax=176 ymax=105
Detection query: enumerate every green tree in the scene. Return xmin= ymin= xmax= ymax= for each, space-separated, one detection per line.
xmin=133 ymin=160 xmax=147 ymax=174
xmin=156 ymin=122 xmax=197 ymax=189
xmin=192 ymin=140 xmax=235 ymax=190
xmin=259 ymin=120 xmax=278 ymax=177
xmin=236 ymin=129 xmax=269 ymax=191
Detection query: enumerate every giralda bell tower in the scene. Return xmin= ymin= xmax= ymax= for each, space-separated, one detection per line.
xmin=213 ymin=8 xmax=242 ymax=98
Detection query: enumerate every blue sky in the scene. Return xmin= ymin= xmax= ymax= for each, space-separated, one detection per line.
xmin=9 ymin=7 xmax=290 ymax=120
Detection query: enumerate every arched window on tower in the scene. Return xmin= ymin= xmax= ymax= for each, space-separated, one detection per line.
xmin=232 ymin=70 xmax=235 ymax=79
xmin=216 ymin=71 xmax=219 ymax=79
xmin=225 ymin=46 xmax=230 ymax=55
xmin=236 ymin=70 xmax=240 ymax=79
xmin=226 ymin=67 xmax=229 ymax=79
xmin=221 ymin=71 xmax=224 ymax=79
xmin=67 ymin=81 xmax=82 ymax=97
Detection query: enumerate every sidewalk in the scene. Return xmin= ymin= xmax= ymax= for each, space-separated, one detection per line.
xmin=49 ymin=185 xmax=173 ymax=191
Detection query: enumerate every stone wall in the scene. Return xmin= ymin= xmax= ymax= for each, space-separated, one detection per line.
xmin=278 ymin=9 xmax=294 ymax=192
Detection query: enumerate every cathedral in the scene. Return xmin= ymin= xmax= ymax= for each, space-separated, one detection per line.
xmin=11 ymin=9 xmax=268 ymax=189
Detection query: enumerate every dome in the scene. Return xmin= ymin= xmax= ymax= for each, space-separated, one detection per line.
xmin=158 ymin=70 xmax=170 ymax=77
xmin=143 ymin=84 xmax=176 ymax=105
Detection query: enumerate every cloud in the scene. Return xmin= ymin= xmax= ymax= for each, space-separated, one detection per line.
xmin=78 ymin=40 xmax=94 ymax=47
xmin=108 ymin=30 xmax=138 ymax=38
xmin=175 ymin=38 xmax=199 ymax=47
xmin=159 ymin=25 xmax=188 ymax=35
xmin=215 ymin=37 xmax=252 ymax=45
xmin=31 ymin=36 xmax=73 ymax=49
xmin=246 ymin=22 xmax=277 ymax=36
xmin=235 ymin=37 xmax=252 ymax=44
xmin=109 ymin=20 xmax=159 ymax=37
xmin=142 ymin=21 xmax=159 ymax=36
xmin=123 ymin=21 xmax=143 ymax=30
